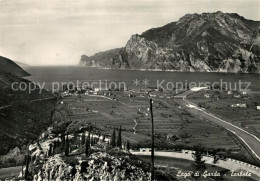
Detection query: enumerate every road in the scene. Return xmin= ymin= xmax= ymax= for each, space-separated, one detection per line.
xmin=86 ymin=92 xmax=260 ymax=163
xmin=173 ymin=91 xmax=260 ymax=164
xmin=0 ymin=166 xmax=22 ymax=179
xmin=132 ymin=151 xmax=260 ymax=179
xmin=0 ymin=97 xmax=56 ymax=110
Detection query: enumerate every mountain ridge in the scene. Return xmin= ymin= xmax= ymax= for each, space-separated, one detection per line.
xmin=0 ymin=56 xmax=30 ymax=77
xmin=79 ymin=11 xmax=260 ymax=73
xmin=0 ymin=55 xmax=56 ymax=157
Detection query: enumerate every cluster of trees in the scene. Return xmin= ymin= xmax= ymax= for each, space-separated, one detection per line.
xmin=21 ymin=125 xmax=133 ymax=180
xmin=191 ymin=145 xmax=223 ymax=179
xmin=110 ymin=126 xmax=130 ymax=150
xmin=84 ymin=126 xmax=106 ymax=157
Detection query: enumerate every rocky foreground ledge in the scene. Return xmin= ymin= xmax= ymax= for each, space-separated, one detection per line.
xmin=16 ymin=126 xmax=175 ymax=181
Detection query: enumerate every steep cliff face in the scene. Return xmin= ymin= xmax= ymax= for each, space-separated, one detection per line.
xmin=79 ymin=48 xmax=122 ymax=68
xmin=80 ymin=12 xmax=260 ymax=73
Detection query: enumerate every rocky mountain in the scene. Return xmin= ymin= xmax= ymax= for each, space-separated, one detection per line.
xmin=80 ymin=11 xmax=260 ymax=73
xmin=0 ymin=56 xmax=30 ymax=77
xmin=79 ymin=48 xmax=122 ymax=67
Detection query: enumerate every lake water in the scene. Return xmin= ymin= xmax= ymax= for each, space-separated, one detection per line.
xmin=24 ymin=66 xmax=260 ymax=92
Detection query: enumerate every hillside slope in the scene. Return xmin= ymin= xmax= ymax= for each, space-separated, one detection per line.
xmin=0 ymin=56 xmax=56 ymax=157
xmin=0 ymin=56 xmax=30 ymax=77
xmin=14 ymin=61 xmax=29 ymax=68
xmin=80 ymin=12 xmax=260 ymax=73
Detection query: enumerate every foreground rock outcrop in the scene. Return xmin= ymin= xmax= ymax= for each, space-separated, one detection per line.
xmin=31 ymin=152 xmax=151 ymax=181
xmin=80 ymin=12 xmax=260 ymax=73
xmin=18 ymin=128 xmax=176 ymax=181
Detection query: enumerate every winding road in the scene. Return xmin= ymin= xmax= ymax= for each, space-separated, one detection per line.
xmin=132 ymin=151 xmax=260 ymax=179
xmin=0 ymin=97 xmax=56 ymax=110
xmin=173 ymin=90 xmax=260 ymax=164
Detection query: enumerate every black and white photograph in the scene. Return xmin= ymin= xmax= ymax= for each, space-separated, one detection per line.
xmin=0 ymin=0 xmax=260 ymax=180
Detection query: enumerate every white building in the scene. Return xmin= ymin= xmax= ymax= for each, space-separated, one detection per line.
xmin=227 ymin=90 xmax=233 ymax=95
xmin=231 ymin=103 xmax=247 ymax=108
xmin=240 ymin=91 xmax=247 ymax=95
xmin=234 ymin=95 xmax=241 ymax=98
xmin=94 ymin=88 xmax=100 ymax=92
xmin=139 ymin=148 xmax=151 ymax=152
xmin=204 ymin=94 xmax=210 ymax=98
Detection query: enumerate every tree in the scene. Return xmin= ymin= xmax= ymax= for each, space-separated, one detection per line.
xmin=85 ymin=139 xmax=89 ymax=156
xmin=24 ymin=155 xmax=30 ymax=180
xmin=85 ymin=128 xmax=91 ymax=156
xmin=62 ymin=83 xmax=68 ymax=91
xmin=61 ymin=133 xmax=65 ymax=151
xmin=212 ymin=149 xmax=220 ymax=164
xmin=110 ymin=129 xmax=116 ymax=147
xmin=88 ymin=128 xmax=91 ymax=148
xmin=52 ymin=141 xmax=56 ymax=154
xmin=80 ymin=133 xmax=86 ymax=145
xmin=191 ymin=145 xmax=206 ymax=178
xmin=117 ymin=126 xmax=122 ymax=149
xmin=73 ymin=132 xmax=77 ymax=143
xmin=85 ymin=137 xmax=89 ymax=157
xmin=81 ymin=133 xmax=86 ymax=146
xmin=48 ymin=144 xmax=53 ymax=156
xmin=91 ymin=135 xmax=94 ymax=146
xmin=126 ymin=141 xmax=130 ymax=150
xmin=65 ymin=134 xmax=69 ymax=156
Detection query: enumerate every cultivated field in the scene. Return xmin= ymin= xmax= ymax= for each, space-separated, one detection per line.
xmin=58 ymin=90 xmax=242 ymax=153
xmin=187 ymin=90 xmax=260 ymax=138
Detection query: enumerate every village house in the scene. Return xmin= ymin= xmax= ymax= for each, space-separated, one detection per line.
xmin=204 ymin=94 xmax=210 ymax=98
xmin=231 ymin=103 xmax=247 ymax=108
xmin=149 ymin=94 xmax=156 ymax=98
xmin=227 ymin=90 xmax=233 ymax=95
xmin=240 ymin=91 xmax=248 ymax=95
xmin=94 ymin=88 xmax=100 ymax=92
xmin=234 ymin=94 xmax=241 ymax=98
xmin=139 ymin=148 xmax=151 ymax=152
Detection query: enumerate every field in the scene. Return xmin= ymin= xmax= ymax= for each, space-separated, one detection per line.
xmin=57 ymin=89 xmax=243 ymax=153
xmin=187 ymin=90 xmax=260 ymax=138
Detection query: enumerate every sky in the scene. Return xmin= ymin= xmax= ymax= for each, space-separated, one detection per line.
xmin=0 ymin=0 xmax=259 ymax=65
